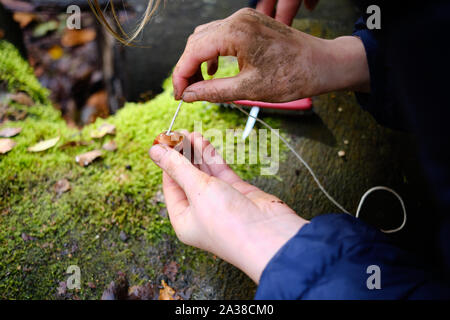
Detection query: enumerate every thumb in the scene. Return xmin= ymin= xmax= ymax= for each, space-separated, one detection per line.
xmin=181 ymin=73 xmax=252 ymax=103
xmin=149 ymin=144 xmax=209 ymax=197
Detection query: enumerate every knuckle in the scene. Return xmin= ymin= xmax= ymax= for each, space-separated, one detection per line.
xmin=187 ymin=34 xmax=195 ymax=43
xmin=193 ymin=26 xmax=201 ymax=33
xmin=233 ymin=8 xmax=257 ymax=23
xmin=236 ymin=7 xmax=256 ymax=17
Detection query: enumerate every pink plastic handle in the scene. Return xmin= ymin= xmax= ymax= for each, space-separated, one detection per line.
xmin=233 ymin=98 xmax=312 ymax=110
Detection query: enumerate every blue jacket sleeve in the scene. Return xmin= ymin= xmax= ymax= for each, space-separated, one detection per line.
xmin=352 ymin=17 xmax=407 ymax=131
xmin=255 ymin=214 xmax=450 ymax=300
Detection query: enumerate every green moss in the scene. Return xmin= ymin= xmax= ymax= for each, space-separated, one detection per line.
xmin=0 ymin=42 xmax=282 ymax=299
xmin=0 ymin=41 xmax=49 ymax=104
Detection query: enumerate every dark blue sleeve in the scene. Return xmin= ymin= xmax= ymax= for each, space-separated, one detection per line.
xmin=352 ymin=17 xmax=407 ymax=131
xmin=255 ymin=214 xmax=450 ymax=300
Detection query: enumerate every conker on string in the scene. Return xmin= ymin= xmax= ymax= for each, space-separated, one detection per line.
xmin=153 ymin=131 xmax=184 ymax=149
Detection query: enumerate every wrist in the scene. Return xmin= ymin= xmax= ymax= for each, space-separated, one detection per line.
xmin=227 ymin=213 xmax=307 ymax=284
xmin=317 ymin=36 xmax=370 ymax=94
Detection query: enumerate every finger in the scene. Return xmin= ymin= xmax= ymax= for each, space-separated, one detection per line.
xmin=181 ymin=73 xmax=252 ymax=103
xmin=188 ymin=132 xmax=262 ymax=196
xmin=275 ymin=0 xmax=303 ymax=26
xmin=173 ymin=28 xmax=236 ymax=100
xmin=256 ymin=0 xmax=277 ymax=17
xmin=162 ymin=172 xmax=196 ymax=245
xmin=183 ymin=132 xmax=212 ymax=175
xmin=149 ymin=144 xmax=209 ymax=199
xmin=190 ymin=132 xmax=242 ymax=185
xmin=162 ymin=171 xmax=189 ymax=218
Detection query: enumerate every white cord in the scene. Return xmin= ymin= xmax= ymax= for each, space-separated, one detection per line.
xmin=232 ymin=103 xmax=407 ymax=233
xmin=356 ymin=186 xmax=407 ymax=233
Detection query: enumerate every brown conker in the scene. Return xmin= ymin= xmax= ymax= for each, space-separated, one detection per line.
xmin=153 ymin=131 xmax=184 ymax=149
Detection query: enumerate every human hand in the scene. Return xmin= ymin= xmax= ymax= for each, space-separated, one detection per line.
xmin=256 ymin=0 xmax=319 ymax=26
xmin=149 ymin=131 xmax=308 ymax=283
xmin=173 ymin=8 xmax=370 ymax=104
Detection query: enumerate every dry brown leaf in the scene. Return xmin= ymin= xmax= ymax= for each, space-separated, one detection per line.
xmin=102 ymin=140 xmax=117 ymax=152
xmin=61 ymin=28 xmax=97 ymax=47
xmin=28 ymin=137 xmax=59 ymax=152
xmin=158 ymin=280 xmax=175 ymax=301
xmin=75 ymin=150 xmax=103 ymax=167
xmin=13 ymin=12 xmax=36 ymax=28
xmin=0 ymin=127 xmax=22 ymax=138
xmin=91 ymin=123 xmax=116 ymax=139
xmin=54 ymin=179 xmax=71 ymax=195
xmin=9 ymin=92 xmax=34 ymax=106
xmin=0 ymin=138 xmax=16 ymax=154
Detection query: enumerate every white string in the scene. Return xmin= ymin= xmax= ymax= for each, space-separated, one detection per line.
xmin=356 ymin=186 xmax=407 ymax=233
xmin=231 ymin=103 xmax=407 ymax=233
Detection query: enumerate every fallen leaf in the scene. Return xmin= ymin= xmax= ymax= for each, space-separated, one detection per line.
xmin=163 ymin=261 xmax=179 ymax=283
xmin=158 ymin=280 xmax=175 ymax=300
xmin=28 ymin=137 xmax=59 ymax=152
xmin=91 ymin=123 xmax=116 ymax=139
xmin=62 ymin=28 xmax=97 ymax=47
xmin=0 ymin=127 xmax=22 ymax=138
xmin=54 ymin=179 xmax=71 ymax=195
xmin=9 ymin=92 xmax=34 ymax=106
xmin=0 ymin=138 xmax=16 ymax=154
xmin=102 ymin=140 xmax=117 ymax=151
xmin=75 ymin=150 xmax=103 ymax=167
xmin=13 ymin=12 xmax=36 ymax=28
xmin=48 ymin=45 xmax=63 ymax=60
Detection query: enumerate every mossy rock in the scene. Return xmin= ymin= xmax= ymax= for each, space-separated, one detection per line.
xmin=0 ymin=14 xmax=432 ymax=299
xmin=0 ymin=41 xmax=282 ymax=299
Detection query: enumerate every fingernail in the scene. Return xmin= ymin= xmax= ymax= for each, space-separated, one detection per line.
xmin=182 ymin=91 xmax=195 ymax=102
xmin=149 ymin=145 xmax=167 ymax=162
